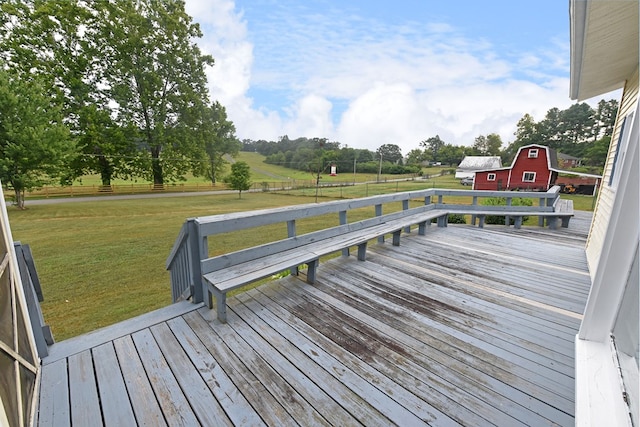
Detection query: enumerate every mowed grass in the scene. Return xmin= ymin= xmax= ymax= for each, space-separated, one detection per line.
xmin=8 ymin=172 xmax=594 ymax=341
xmin=8 ymin=193 xmax=329 ymax=340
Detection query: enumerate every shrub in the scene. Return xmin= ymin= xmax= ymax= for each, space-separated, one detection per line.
xmin=482 ymin=197 xmax=532 ymax=225
xmin=447 ymin=213 xmax=467 ymax=224
xmin=431 ymin=213 xmax=466 ymax=224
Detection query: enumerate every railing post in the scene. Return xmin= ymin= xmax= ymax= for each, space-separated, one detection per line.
xmin=339 ymin=211 xmax=349 ymax=256
xmin=287 ymin=220 xmax=299 ymax=274
xmin=375 ymin=204 xmax=384 ymax=243
xmin=471 ymin=195 xmax=478 ymax=225
xmin=187 ymin=219 xmax=205 ymax=304
xmin=402 ymin=199 xmax=411 ymax=233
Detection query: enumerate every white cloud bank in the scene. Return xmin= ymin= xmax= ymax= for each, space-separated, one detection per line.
xmin=185 ymin=0 xmax=616 ymax=155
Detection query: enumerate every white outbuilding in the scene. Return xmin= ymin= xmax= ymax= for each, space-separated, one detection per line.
xmin=454 ymin=156 xmax=502 ymax=179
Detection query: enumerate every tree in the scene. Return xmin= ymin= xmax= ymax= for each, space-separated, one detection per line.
xmin=538 ymin=108 xmax=564 ymax=149
xmin=472 ymin=133 xmax=502 ymax=156
xmin=560 ymin=102 xmax=595 ymax=155
xmin=102 ymin=0 xmax=214 ymax=186
xmin=376 ymin=144 xmax=403 ymax=164
xmin=438 ymin=144 xmax=466 ymax=166
xmin=0 ymin=69 xmax=72 ymax=209
xmin=0 ymin=1 xmax=134 ymax=186
xmin=224 ymin=161 xmax=251 ymax=198
xmin=593 ymin=99 xmax=619 ymax=140
xmin=197 ymin=101 xmax=240 ymax=184
xmin=420 ymin=135 xmax=445 ymax=162
xmin=583 ymin=136 xmax=611 ymax=168
xmin=405 ymin=148 xmax=428 ymax=166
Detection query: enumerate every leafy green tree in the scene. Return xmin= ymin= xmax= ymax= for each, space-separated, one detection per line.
xmin=538 ymin=108 xmax=564 ymax=150
xmin=593 ymin=99 xmax=619 ymax=140
xmin=472 ymin=134 xmax=502 ymax=156
xmin=224 ymin=161 xmax=251 ymax=198
xmin=420 ymin=135 xmax=445 ymax=162
xmin=583 ymin=136 xmax=611 ymax=168
xmin=405 ymin=148 xmax=428 ymax=166
xmin=101 ymin=0 xmax=214 ymax=186
xmin=0 ymin=1 xmax=142 ymax=186
xmin=438 ymin=144 xmax=466 ymax=166
xmin=197 ymin=101 xmax=240 ymax=184
xmin=560 ymin=103 xmax=595 ymax=156
xmin=376 ymin=144 xmax=403 ymax=164
xmin=0 ymin=69 xmax=73 ymax=209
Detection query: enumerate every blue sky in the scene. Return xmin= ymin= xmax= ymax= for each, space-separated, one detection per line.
xmin=184 ymin=0 xmax=617 ymax=154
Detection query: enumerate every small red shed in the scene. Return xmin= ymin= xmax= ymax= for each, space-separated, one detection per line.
xmin=472 ymin=144 xmax=600 ymax=193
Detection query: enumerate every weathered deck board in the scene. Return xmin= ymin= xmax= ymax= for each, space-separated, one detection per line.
xmin=37 ymin=214 xmax=593 ymax=426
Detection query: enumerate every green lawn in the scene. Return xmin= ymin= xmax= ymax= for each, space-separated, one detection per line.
xmin=8 ymin=193 xmax=323 ymax=339
xmin=8 ymin=174 xmax=594 ymax=340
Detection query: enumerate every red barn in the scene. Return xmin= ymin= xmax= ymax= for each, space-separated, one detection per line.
xmin=473 ymin=144 xmax=600 ymax=192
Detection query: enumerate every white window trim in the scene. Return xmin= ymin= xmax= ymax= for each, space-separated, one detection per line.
xmin=487 ymin=173 xmax=496 ymax=181
xmin=522 ymin=171 xmax=536 ymax=182
xmin=528 ymin=149 xmax=538 ymax=158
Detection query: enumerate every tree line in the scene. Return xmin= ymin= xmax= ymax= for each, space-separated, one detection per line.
xmin=243 ymin=99 xmax=618 ymax=176
xmin=0 ymin=0 xmax=240 ymax=208
xmin=243 ymin=137 xmax=421 ymax=176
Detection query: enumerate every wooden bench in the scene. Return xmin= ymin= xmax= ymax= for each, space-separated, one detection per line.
xmin=202 ymin=206 xmax=449 ymax=322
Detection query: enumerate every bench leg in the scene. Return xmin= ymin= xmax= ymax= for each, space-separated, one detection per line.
xmin=211 ymin=288 xmax=227 ymax=323
xmin=437 ymin=215 xmax=447 ymax=227
xmin=206 ymin=286 xmax=214 ymax=309
xmin=341 ymin=247 xmax=350 ymax=257
xmin=357 ymin=242 xmax=367 ymax=261
xmin=418 ymin=222 xmax=427 ymax=235
xmin=548 ymin=216 xmax=559 ymax=230
xmin=478 ymin=215 xmax=485 ymax=228
xmin=505 ymin=215 xmax=511 ymax=227
xmin=561 ymin=217 xmax=571 ymax=228
xmin=306 ymin=259 xmax=318 ymax=284
xmin=514 ymin=216 xmax=523 ymax=229
xmin=471 ymin=214 xmax=477 ymax=226
xmin=392 ymin=230 xmax=401 ymax=246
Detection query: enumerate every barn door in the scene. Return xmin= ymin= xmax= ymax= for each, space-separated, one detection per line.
xmin=0 ymin=187 xmax=40 ymax=426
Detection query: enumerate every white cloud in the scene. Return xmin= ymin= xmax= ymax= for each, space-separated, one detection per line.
xmin=184 ymin=0 xmax=619 ymax=156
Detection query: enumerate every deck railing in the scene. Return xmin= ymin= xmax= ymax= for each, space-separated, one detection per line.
xmin=166 ymin=187 xmax=563 ymax=304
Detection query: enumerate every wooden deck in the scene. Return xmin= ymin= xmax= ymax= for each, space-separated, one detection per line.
xmin=37 ymin=212 xmax=593 ymax=426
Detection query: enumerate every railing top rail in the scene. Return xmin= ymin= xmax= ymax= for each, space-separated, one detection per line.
xmin=193 ymin=187 xmax=561 ymax=237
xmin=165 ymin=222 xmax=190 ymax=269
xmin=195 ymin=189 xmax=439 ymax=235
xmin=431 ymin=188 xmax=560 ymax=198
